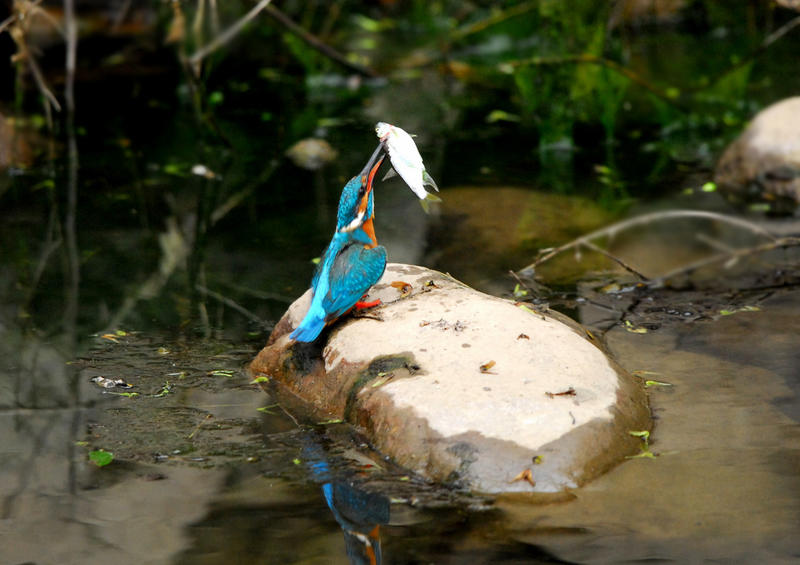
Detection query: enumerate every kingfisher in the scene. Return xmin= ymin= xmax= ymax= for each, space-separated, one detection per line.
xmin=290 ymin=145 xmax=387 ymax=343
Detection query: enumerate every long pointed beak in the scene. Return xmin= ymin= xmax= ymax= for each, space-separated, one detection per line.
xmin=358 ymin=143 xmax=386 ymax=180
xmin=365 ymin=154 xmax=385 ymax=192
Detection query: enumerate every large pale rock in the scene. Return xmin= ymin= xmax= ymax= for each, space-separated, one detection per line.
xmin=715 ymin=97 xmax=800 ymax=208
xmin=250 ymin=264 xmax=650 ymax=493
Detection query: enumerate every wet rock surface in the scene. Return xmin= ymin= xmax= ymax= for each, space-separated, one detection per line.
xmin=251 ymin=263 xmax=651 ymax=493
xmin=715 ymin=97 xmax=800 ymax=210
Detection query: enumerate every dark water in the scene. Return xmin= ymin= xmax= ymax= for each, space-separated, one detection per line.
xmin=2 ymin=4 xmax=800 ymax=564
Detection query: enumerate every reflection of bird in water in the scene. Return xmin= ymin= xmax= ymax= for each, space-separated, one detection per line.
xmin=322 ymin=482 xmax=389 ymax=565
xmin=306 ymin=446 xmax=389 ymax=565
xmin=291 ymin=146 xmax=387 ymax=343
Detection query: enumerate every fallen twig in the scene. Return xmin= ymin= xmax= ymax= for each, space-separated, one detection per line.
xmin=646 ymin=236 xmax=800 ymax=288
xmin=196 ymin=283 xmax=271 ymax=328
xmin=519 ymin=210 xmax=777 ymax=275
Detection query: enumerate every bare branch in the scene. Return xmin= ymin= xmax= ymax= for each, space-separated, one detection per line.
xmin=263 ymin=5 xmax=378 ymax=77
xmin=519 ymin=210 xmax=778 ymax=275
xmin=646 ymin=237 xmax=800 ymax=288
xmin=187 ymin=0 xmax=274 ymax=70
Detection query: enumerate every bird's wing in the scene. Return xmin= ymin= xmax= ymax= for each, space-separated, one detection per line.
xmin=324 ymin=244 xmax=387 ymax=320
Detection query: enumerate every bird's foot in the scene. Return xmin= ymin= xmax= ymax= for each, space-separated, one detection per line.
xmin=355 ymin=297 xmax=381 ymax=309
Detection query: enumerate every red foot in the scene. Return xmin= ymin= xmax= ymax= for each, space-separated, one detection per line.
xmin=355 ymin=298 xmax=381 ymax=309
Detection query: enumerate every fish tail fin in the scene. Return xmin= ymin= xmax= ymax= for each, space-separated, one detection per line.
xmin=422 ymin=170 xmax=439 ymax=192
xmin=289 ymin=302 xmax=327 ymax=342
xmin=419 ymin=192 xmax=442 ymax=213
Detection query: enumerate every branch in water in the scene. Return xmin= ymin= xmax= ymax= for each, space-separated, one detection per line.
xmin=518 ymin=209 xmax=784 ymax=283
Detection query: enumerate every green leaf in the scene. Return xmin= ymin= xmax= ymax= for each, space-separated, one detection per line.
xmin=629 ymin=430 xmax=650 ymax=440
xmin=209 ymin=369 xmax=235 ymax=377
xmin=626 ymin=449 xmax=657 ymax=459
xmin=701 ymin=182 xmax=717 ymax=193
xmin=486 ymin=109 xmax=521 ymax=123
xmin=317 ymin=418 xmax=343 ymax=425
xmin=624 ymin=320 xmax=648 ymax=333
xmin=109 ymin=391 xmax=139 ymax=398
xmin=257 ymin=404 xmax=278 ymax=414
xmin=249 ymin=376 xmax=270 ymax=384
xmin=719 ymin=305 xmax=760 ymax=316
xmin=292 ymin=458 xmax=301 ymax=465
xmin=89 ymin=450 xmax=114 ymax=467
xmin=645 ymin=380 xmax=673 ymax=388
xmin=153 ymin=381 xmax=172 ymax=398
xmin=352 ymin=14 xmax=382 ymax=32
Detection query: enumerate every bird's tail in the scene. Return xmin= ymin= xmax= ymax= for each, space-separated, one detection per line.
xmin=290 ymin=303 xmax=327 ymax=342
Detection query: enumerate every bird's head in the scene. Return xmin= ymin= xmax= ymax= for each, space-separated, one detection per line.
xmin=337 ymin=144 xmax=385 ymax=234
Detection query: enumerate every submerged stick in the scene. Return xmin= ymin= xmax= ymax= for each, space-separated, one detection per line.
xmin=519 ymin=210 xmax=779 ymax=277
xmin=647 ymin=236 xmax=800 ymax=288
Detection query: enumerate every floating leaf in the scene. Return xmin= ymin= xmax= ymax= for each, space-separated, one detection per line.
xmin=626 ymin=449 xmax=657 ymax=459
xmin=249 ymin=376 xmax=270 ymax=384
xmin=108 ymin=391 xmax=139 ymax=398
xmin=629 ymin=430 xmax=650 ymax=442
xmin=89 ymin=450 xmax=114 ymax=467
xmin=317 ymin=418 xmax=343 ymax=425
xmin=153 ymin=381 xmax=172 ymax=398
xmin=257 ymin=404 xmax=278 ymax=414
xmin=624 ymin=320 xmax=648 ymax=334
xmin=209 ymin=369 xmax=235 ymax=377
xmin=701 ymin=181 xmax=717 ymax=192
xmin=75 ymin=441 xmax=89 ymax=447
xmin=645 ymin=380 xmax=673 ymax=388
xmin=100 ymin=334 xmax=119 ymax=343
xmin=292 ymin=458 xmax=301 ymax=465
xmin=157 ymin=347 xmax=170 ymax=355
xmin=719 ymin=305 xmax=760 ymax=316
xmin=90 ymin=376 xmax=132 ymax=389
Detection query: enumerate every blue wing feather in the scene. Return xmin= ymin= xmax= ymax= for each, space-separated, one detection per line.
xmin=324 ymin=243 xmax=387 ymax=319
xmin=290 ymin=231 xmax=385 ymax=342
